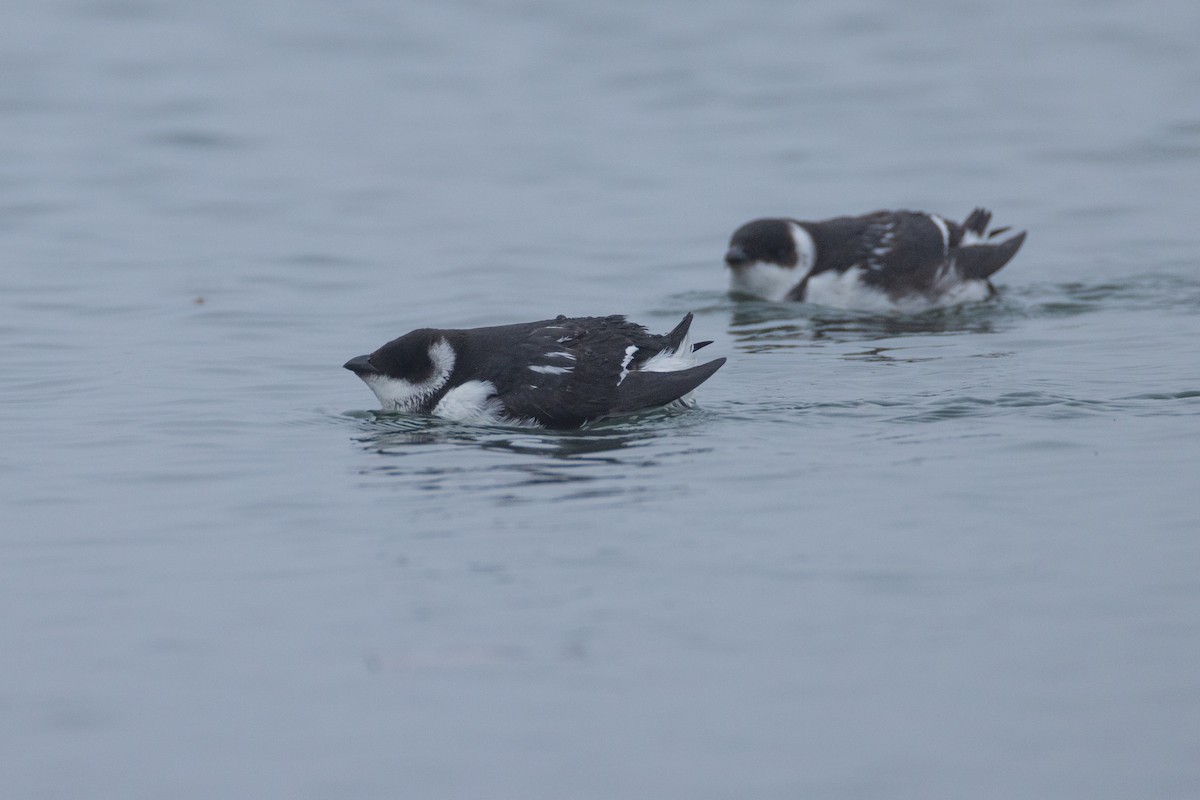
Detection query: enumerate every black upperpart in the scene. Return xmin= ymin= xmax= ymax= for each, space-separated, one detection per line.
xmin=345 ymin=314 xmax=725 ymax=429
xmin=726 ymin=208 xmax=1027 ymax=303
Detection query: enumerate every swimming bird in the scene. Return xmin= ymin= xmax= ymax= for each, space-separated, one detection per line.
xmin=724 ymin=208 xmax=1026 ymax=309
xmin=344 ymin=313 xmax=725 ymax=429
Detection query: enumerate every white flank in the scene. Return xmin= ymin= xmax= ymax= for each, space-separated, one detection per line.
xmin=803 ymin=268 xmax=897 ymax=312
xmin=529 ymin=364 xmax=572 ymax=375
xmin=361 ymin=338 xmax=456 ymax=412
xmin=432 ymin=380 xmax=504 ymax=422
xmin=640 ymin=332 xmax=697 ymax=373
xmin=804 ymin=267 xmax=991 ymax=312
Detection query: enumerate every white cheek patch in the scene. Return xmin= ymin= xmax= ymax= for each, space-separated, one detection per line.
xmin=360 ymin=338 xmax=455 ymax=412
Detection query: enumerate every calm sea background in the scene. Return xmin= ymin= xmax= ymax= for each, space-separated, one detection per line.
xmin=3 ymin=1 xmax=1199 ymax=798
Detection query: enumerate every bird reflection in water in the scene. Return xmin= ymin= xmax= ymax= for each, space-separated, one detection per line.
xmin=727 ymin=297 xmax=1006 ymax=351
xmin=343 ymin=409 xmax=697 ymax=498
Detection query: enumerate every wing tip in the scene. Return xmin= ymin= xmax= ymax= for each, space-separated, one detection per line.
xmin=612 ymin=356 xmax=725 ymax=414
xmin=957 ymin=229 xmax=1027 ymax=280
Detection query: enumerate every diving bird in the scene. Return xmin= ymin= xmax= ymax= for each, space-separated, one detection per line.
xmin=724 ymin=208 xmax=1026 ymax=308
xmin=344 ymin=313 xmax=725 ymax=429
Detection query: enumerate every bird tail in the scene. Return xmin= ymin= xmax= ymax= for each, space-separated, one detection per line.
xmin=962 ymin=207 xmax=992 ymax=240
xmin=639 ymin=312 xmax=699 ymax=373
xmin=611 ymin=312 xmax=725 ymax=413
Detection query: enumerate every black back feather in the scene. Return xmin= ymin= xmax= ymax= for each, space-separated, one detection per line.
xmin=434 ymin=314 xmax=722 ymax=428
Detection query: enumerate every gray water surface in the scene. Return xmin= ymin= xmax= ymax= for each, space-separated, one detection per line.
xmin=3 ymin=1 xmax=1200 ymax=798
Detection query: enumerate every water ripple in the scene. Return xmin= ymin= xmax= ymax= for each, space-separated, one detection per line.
xmin=888 ymin=389 xmax=1200 ymax=423
xmin=667 ymin=274 xmax=1200 ymax=350
xmin=341 ymin=408 xmax=714 ymax=503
